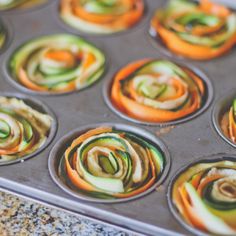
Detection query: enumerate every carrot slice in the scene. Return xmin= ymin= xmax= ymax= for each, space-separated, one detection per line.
xmin=70 ymin=127 xmax=112 ymax=150
xmin=45 ymin=50 xmax=76 ymax=67
xmin=229 ymin=107 xmax=236 ymax=142
xmin=197 ymin=174 xmax=222 ymax=196
xmin=18 ymin=68 xmax=48 ymax=92
xmin=200 ymin=0 xmax=230 ymax=17
xmin=111 ymin=59 xmax=150 ymax=111
xmin=178 ymin=184 xmax=207 ymax=231
xmin=65 ymin=149 xmax=95 ymax=191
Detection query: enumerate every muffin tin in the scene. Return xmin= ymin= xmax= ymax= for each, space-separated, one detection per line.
xmin=0 ymin=0 xmax=235 ymax=235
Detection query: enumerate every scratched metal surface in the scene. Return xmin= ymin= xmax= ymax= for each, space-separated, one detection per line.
xmin=0 ymin=0 xmax=235 ymax=235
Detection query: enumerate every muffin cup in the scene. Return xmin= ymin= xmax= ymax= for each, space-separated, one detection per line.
xmin=48 ymin=123 xmax=171 ymax=203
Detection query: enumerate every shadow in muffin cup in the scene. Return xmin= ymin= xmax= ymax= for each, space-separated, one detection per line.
xmin=212 ymin=89 xmax=236 ymax=148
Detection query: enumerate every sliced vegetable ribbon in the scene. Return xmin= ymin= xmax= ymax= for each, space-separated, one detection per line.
xmin=0 ymin=0 xmax=46 ymax=10
xmin=221 ymin=98 xmax=236 ymax=143
xmin=60 ymin=127 xmax=165 ymax=199
xmin=150 ymin=0 xmax=236 ymax=60
xmin=0 ymin=97 xmax=52 ymax=162
xmin=110 ymin=59 xmax=206 ymax=123
xmin=60 ymin=0 xmax=144 ymax=34
xmin=9 ymin=34 xmax=105 ymax=93
xmin=172 ymin=159 xmax=236 ymax=235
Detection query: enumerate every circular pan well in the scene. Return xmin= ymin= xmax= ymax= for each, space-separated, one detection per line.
xmin=5 ymin=33 xmax=106 ymax=96
xmin=103 ymin=59 xmax=214 ymax=126
xmin=212 ymin=90 xmax=236 ymax=148
xmin=0 ymin=0 xmax=55 ymax=14
xmin=148 ymin=2 xmax=236 ymax=62
xmin=168 ymin=154 xmax=236 ymax=236
xmin=0 ymin=92 xmax=57 ymax=166
xmin=48 ymin=123 xmax=171 ymax=203
xmin=0 ymin=18 xmax=13 ymax=55
xmin=57 ymin=0 xmax=147 ymax=37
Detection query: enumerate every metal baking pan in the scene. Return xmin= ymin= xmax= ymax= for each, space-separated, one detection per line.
xmin=0 ymin=0 xmax=235 ymax=235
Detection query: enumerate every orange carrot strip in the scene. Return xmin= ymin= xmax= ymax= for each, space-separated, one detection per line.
xmin=200 ymin=0 xmax=230 ymax=17
xmin=65 ymin=149 xmax=95 ymax=191
xmin=178 ymin=184 xmax=207 ymax=230
xmin=45 ymin=50 xmax=75 ymax=66
xmin=229 ymin=107 xmax=236 ymax=142
xmin=18 ymin=68 xmax=48 ymax=92
xmin=197 ymin=174 xmax=222 ymax=196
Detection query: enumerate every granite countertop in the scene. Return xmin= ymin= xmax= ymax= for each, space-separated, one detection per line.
xmin=0 ymin=191 xmax=134 ymax=236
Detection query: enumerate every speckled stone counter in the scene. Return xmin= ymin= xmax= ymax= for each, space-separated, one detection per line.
xmin=0 ymin=191 xmax=134 ymax=236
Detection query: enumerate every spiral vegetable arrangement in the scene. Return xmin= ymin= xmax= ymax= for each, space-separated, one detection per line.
xmin=0 ymin=0 xmax=45 ymax=10
xmin=171 ymin=158 xmax=236 ymax=235
xmin=60 ymin=127 xmax=165 ymax=199
xmin=150 ymin=0 xmax=236 ymax=60
xmin=110 ymin=59 xmax=206 ymax=123
xmin=9 ymin=34 xmax=105 ymax=93
xmin=0 ymin=97 xmax=52 ymax=162
xmin=60 ymin=0 xmax=144 ymax=34
xmin=221 ymin=98 xmax=236 ymax=144
xmin=0 ymin=20 xmax=6 ymax=49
